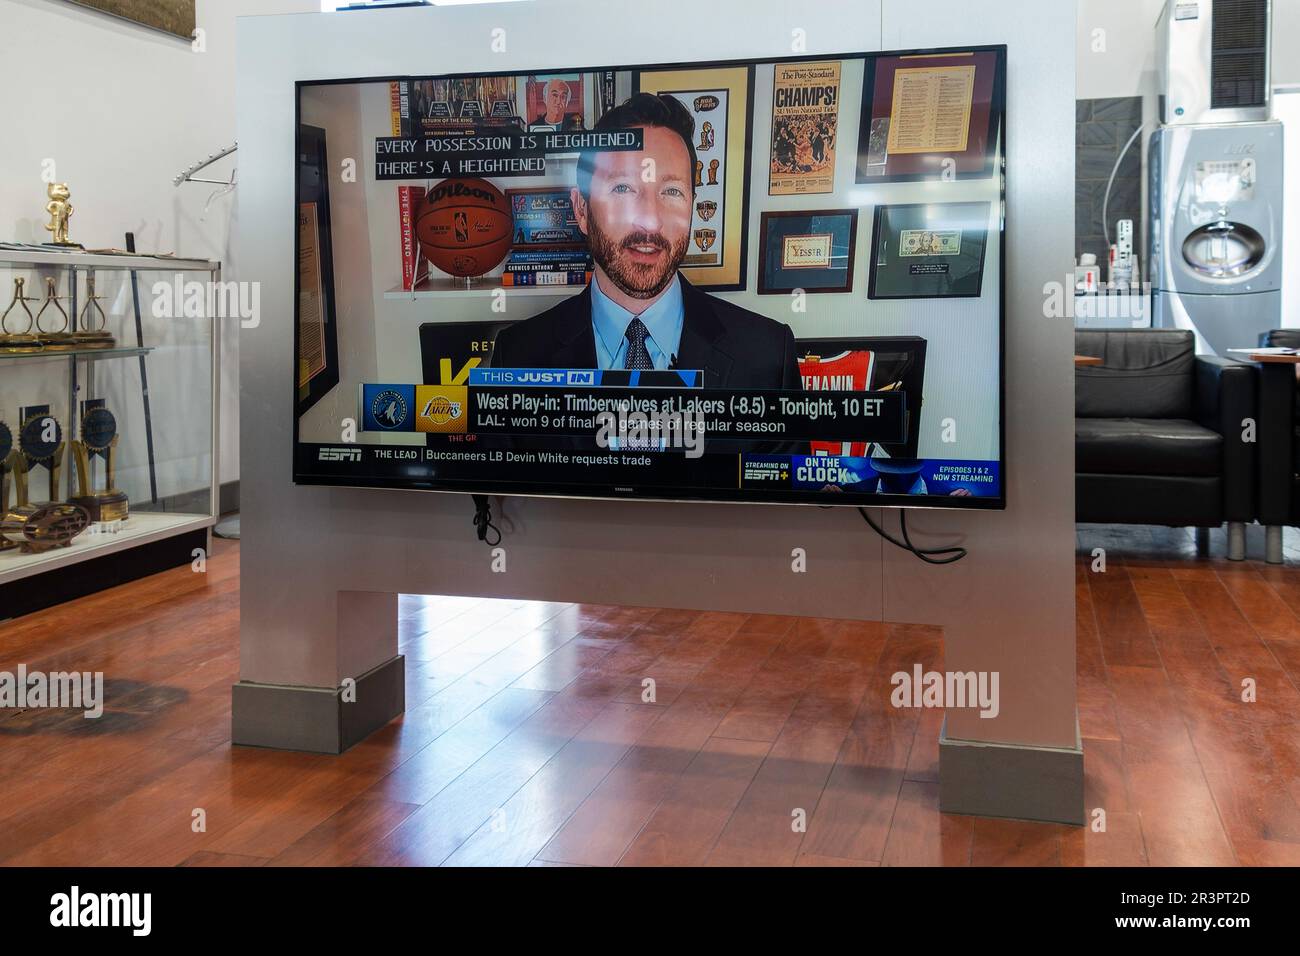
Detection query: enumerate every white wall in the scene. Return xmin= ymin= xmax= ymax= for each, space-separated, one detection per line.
xmin=0 ymin=0 xmax=317 ymax=499
xmin=1077 ymin=0 xmax=1300 ymax=101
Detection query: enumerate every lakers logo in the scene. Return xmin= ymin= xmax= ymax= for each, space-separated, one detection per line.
xmin=696 ymin=200 xmax=717 ymax=221
xmin=416 ymin=385 xmax=468 ymax=434
xmin=423 ymin=395 xmax=462 ymax=425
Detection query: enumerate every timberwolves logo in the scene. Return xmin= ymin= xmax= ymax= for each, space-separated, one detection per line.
xmin=370 ymin=389 xmax=409 ymax=430
xmin=695 ymin=200 xmax=717 ymax=221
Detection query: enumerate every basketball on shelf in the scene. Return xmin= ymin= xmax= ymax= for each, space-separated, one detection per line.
xmin=415 ymin=178 xmax=512 ymax=278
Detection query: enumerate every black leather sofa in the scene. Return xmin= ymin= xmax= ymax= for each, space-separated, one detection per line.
xmin=1075 ymin=329 xmax=1255 ymax=558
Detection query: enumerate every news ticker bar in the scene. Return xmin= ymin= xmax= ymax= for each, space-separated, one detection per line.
xmin=362 ymin=382 xmax=906 ymax=443
xmin=302 ymin=442 xmax=1002 ymax=499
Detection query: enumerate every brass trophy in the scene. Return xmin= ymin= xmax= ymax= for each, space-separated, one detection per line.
xmin=73 ymin=275 xmax=115 ymax=349
xmin=0 ymin=277 xmax=42 ymax=354
xmin=70 ymin=402 xmax=128 ymax=523
xmin=44 ymin=183 xmax=81 ymax=248
xmin=0 ymin=407 xmax=90 ymax=553
xmin=35 ymin=277 xmax=75 ymax=351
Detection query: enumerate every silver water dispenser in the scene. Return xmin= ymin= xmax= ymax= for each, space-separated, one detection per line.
xmin=1149 ymin=120 xmax=1283 ymax=354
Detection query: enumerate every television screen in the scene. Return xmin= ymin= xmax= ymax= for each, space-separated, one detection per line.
xmin=293 ymin=46 xmax=1006 ymax=508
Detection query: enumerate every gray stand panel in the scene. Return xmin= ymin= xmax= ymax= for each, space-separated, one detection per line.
xmin=232 ymin=654 xmax=405 ymax=754
xmin=939 ymin=718 xmax=1085 ymax=825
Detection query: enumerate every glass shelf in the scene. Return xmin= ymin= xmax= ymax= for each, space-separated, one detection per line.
xmin=0 ymin=345 xmax=154 ymax=361
xmin=0 ymin=249 xmax=219 ymax=272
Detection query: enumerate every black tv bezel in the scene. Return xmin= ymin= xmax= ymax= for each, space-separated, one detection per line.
xmin=291 ymin=44 xmax=1007 ymax=512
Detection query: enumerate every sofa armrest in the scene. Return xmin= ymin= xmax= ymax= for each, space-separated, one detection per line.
xmin=1195 ymin=356 xmax=1256 ymax=522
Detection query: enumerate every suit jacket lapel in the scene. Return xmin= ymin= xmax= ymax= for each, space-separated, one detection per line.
xmin=674 ymin=277 xmax=734 ymax=387
xmin=552 ymin=287 xmax=598 ymax=368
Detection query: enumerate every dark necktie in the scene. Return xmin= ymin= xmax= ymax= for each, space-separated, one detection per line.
xmin=624 ymin=316 xmax=654 ymax=370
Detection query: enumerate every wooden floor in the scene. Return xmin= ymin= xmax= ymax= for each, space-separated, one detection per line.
xmin=1 ymin=528 xmax=1298 ymax=866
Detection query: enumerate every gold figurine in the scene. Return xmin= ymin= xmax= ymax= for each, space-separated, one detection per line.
xmin=44 ymin=182 xmax=79 ymax=247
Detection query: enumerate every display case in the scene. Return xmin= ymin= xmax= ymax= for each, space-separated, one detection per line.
xmin=0 ymin=249 xmax=220 ymax=617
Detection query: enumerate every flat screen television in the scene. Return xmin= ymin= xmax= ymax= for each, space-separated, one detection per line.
xmin=293 ymin=45 xmax=1006 ymax=508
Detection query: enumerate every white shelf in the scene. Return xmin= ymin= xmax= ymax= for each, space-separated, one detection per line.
xmin=0 ymin=250 xmax=219 ymax=272
xmin=384 ymin=278 xmax=587 ymax=300
xmin=0 ymin=511 xmax=214 ymax=585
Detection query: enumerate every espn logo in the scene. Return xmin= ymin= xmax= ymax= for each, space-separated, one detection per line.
xmin=318 ymin=446 xmax=362 ymax=462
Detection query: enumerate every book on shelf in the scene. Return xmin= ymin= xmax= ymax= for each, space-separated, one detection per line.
xmin=397 ymin=186 xmax=429 ymax=292
xmin=501 ymin=270 xmax=591 ymax=287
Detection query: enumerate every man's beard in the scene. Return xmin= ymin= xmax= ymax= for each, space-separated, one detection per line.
xmin=586 ymin=213 xmax=689 ymax=300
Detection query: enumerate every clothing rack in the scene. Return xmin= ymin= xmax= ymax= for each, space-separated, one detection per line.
xmin=174 ymin=143 xmax=238 ymax=187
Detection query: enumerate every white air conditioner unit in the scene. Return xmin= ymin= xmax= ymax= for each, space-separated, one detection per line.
xmin=1157 ymin=0 xmax=1272 ymax=125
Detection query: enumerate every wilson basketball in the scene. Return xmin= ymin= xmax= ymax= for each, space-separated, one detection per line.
xmin=415 ymin=178 xmax=512 ymax=278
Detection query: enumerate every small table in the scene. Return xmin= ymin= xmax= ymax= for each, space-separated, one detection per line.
xmin=1226 ymin=349 xmax=1299 ymax=565
xmin=1074 ymin=355 xmax=1103 ymax=367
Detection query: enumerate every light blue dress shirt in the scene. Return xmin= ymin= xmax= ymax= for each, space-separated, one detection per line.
xmin=590 ymin=273 xmax=685 ymax=370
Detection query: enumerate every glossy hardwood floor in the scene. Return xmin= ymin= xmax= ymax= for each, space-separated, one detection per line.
xmin=1 ymin=528 xmax=1298 ymax=866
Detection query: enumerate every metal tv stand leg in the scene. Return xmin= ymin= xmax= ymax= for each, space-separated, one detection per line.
xmin=1226 ymin=521 xmax=1246 ymax=562
xmin=1265 ymin=525 xmax=1283 ymax=565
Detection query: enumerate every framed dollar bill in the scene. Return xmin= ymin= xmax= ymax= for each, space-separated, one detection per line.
xmin=868 ymin=201 xmax=991 ymax=299
xmin=633 ymin=64 xmax=754 ymax=290
xmin=758 ymin=209 xmax=858 ymax=295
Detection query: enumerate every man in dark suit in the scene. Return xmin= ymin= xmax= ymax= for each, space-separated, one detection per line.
xmin=492 ymin=93 xmax=801 ymax=392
